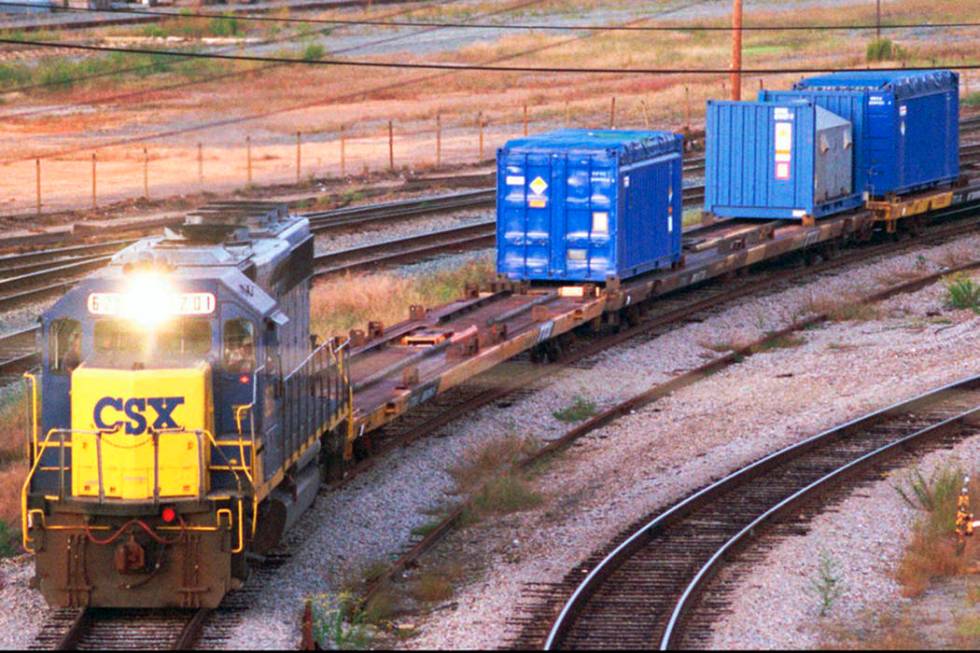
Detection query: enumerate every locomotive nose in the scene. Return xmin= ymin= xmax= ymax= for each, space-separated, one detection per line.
xmin=70 ymin=363 xmax=213 ymax=500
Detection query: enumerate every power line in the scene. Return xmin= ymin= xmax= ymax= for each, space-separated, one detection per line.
xmin=0 ymin=1 xmax=976 ymax=33
xmin=2 ymin=36 xmax=977 ymax=76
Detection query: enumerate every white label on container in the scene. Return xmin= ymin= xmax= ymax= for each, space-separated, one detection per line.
xmin=899 ymin=105 xmax=907 ymax=117
xmin=506 ymin=175 xmax=525 ymax=185
xmin=668 ymin=213 xmax=674 ymax=233
xmin=624 ymin=175 xmax=630 ymax=188
xmin=775 ymin=161 xmax=791 ymax=180
xmin=775 ymin=122 xmax=793 ymax=152
xmin=592 ymin=212 xmax=609 ymax=235
xmin=869 ymin=95 xmax=886 ymax=105
xmin=792 ymin=209 xmax=806 ymax=218
xmin=775 ymin=152 xmax=791 ymax=163
xmin=773 ymin=107 xmax=793 ymax=120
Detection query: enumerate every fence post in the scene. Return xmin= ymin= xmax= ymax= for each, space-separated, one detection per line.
xmin=296 ymin=131 xmax=302 ymax=183
xmin=523 ymin=103 xmax=528 ymax=136
xmin=340 ymin=125 xmax=347 ymax=177
xmin=610 ymin=96 xmax=616 ymax=129
xmin=143 ymin=146 xmax=149 ymax=199
xmin=246 ymin=135 xmax=252 ymax=186
xmin=639 ymin=99 xmax=650 ymax=129
xmin=685 ymin=86 xmax=691 ymax=132
xmin=197 ymin=142 xmax=203 ymax=185
xmin=478 ymin=112 xmax=485 ymax=161
xmin=35 ymin=158 xmax=41 ymax=215
xmin=91 ymin=153 xmax=97 ymax=209
xmin=435 ymin=112 xmax=442 ymax=167
xmin=388 ymin=120 xmax=394 ymax=172
xmin=759 ymin=78 xmax=764 ymax=90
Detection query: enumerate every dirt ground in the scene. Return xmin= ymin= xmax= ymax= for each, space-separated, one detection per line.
xmin=0 ymin=0 xmax=975 ymax=216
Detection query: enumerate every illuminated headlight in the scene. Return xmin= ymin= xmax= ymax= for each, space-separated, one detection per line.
xmin=87 ymin=274 xmax=215 ymax=327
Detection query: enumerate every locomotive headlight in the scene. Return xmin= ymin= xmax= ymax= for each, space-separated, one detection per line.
xmin=123 ymin=273 xmax=176 ymax=328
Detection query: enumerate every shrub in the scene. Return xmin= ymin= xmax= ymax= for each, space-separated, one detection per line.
xmin=208 ymin=15 xmax=240 ymax=38
xmin=866 ymin=38 xmax=907 ymax=62
xmin=944 ymin=274 xmax=980 ymax=313
xmin=447 ymin=434 xmax=536 ymax=497
xmin=302 ymin=43 xmax=326 ymax=62
xmin=552 ymin=396 xmax=597 ymax=423
xmin=0 ymin=520 xmax=18 ymax=558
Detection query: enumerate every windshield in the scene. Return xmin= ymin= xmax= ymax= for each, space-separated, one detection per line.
xmin=92 ymin=318 xmax=212 ymax=365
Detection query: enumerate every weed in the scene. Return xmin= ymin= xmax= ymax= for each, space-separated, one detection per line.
xmin=893 ymin=465 xmax=977 ymax=596
xmin=965 ymin=92 xmax=980 ymax=108
xmin=471 ymin=473 xmax=543 ymax=516
xmin=410 ymin=519 xmax=444 ymax=538
xmin=821 ymin=606 xmax=930 ymax=649
xmin=752 ymin=334 xmax=805 ymax=352
xmin=810 ymin=550 xmax=845 ymax=617
xmin=302 ymin=43 xmax=326 ymax=62
xmin=955 ymin=611 xmax=980 ymax=646
xmin=944 ymin=274 xmax=980 ymax=313
xmin=447 ymin=434 xmax=537 ymax=498
xmin=552 ymin=396 xmax=597 ymax=423
xmin=309 ymin=592 xmax=373 ymax=650
xmin=805 ymin=293 xmax=881 ymax=322
xmin=409 ymin=569 xmax=455 ymax=603
xmin=0 ymin=521 xmax=19 ymax=558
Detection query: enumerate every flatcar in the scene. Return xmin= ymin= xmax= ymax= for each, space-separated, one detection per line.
xmin=21 ymin=203 xmax=353 ymax=608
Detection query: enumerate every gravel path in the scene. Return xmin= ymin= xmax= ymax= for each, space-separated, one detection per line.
xmin=707 ymin=433 xmax=980 ymax=649
xmin=395 ymin=239 xmax=980 ymax=650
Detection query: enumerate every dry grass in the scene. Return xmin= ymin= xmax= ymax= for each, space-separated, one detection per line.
xmin=804 ymin=291 xmax=883 ymax=323
xmin=894 ymin=468 xmax=979 ymax=597
xmin=309 ymin=254 xmax=495 ymax=339
xmin=408 ymin=562 xmax=464 ymax=604
xmin=447 ymin=434 xmax=543 ymax=523
xmin=822 ymin=607 xmax=932 ymax=650
xmin=0 ymin=387 xmax=29 ymax=548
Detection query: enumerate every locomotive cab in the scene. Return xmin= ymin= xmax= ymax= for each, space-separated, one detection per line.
xmin=23 ymin=204 xmax=351 ymax=609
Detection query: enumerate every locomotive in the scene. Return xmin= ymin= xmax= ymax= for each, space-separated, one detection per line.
xmin=21 ymin=202 xmax=353 ymax=608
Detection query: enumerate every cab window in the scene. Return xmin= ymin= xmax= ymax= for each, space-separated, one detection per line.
xmin=49 ymin=318 xmax=81 ymax=374
xmin=158 ymin=319 xmax=211 ymax=357
xmin=94 ymin=320 xmax=140 ymax=355
xmin=223 ymin=319 xmax=256 ymax=373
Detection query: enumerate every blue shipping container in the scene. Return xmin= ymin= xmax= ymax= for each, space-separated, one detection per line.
xmin=760 ymin=69 xmax=959 ymax=197
xmin=705 ymin=100 xmax=863 ymax=220
xmin=496 ymin=129 xmax=683 ymax=283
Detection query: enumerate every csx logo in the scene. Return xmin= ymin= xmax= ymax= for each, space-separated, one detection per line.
xmin=93 ymin=397 xmax=185 ymax=435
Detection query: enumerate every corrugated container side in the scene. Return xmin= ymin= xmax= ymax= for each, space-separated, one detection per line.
xmin=705 ymin=101 xmax=861 ymax=220
xmin=496 ymin=130 xmax=682 ymax=283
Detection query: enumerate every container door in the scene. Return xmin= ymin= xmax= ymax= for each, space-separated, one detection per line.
xmin=865 ymin=91 xmax=898 ymax=195
xmin=768 ymin=104 xmax=815 ymax=215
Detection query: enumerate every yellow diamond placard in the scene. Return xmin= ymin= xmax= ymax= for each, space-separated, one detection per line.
xmin=529 ymin=176 xmax=548 ymax=195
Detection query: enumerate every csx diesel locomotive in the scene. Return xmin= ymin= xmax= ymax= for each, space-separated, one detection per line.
xmin=21 ymin=203 xmax=353 ymax=608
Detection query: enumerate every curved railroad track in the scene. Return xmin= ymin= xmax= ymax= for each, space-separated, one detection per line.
xmin=533 ymin=375 xmax=980 ymax=650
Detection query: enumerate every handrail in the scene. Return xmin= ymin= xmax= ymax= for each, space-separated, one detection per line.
xmin=22 ymin=372 xmax=39 ymax=463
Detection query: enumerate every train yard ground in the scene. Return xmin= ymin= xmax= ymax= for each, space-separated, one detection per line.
xmin=0 ymin=1 xmax=979 ymax=650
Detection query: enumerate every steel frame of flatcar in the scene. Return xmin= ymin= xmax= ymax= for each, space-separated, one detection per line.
xmin=343 ymin=179 xmax=980 ymax=441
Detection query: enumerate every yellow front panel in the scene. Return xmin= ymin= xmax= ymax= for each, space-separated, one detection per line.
xmin=70 ymin=363 xmax=212 ymax=500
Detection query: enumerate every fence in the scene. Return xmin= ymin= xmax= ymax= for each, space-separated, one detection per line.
xmin=10 ymin=70 xmax=978 ymax=217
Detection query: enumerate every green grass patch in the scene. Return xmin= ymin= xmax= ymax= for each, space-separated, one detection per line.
xmin=552 ymin=396 xmax=597 ymax=423
xmin=753 ymin=334 xmax=806 ymax=352
xmin=945 ymin=274 xmax=980 ymax=313
xmin=470 ymin=472 xmax=543 ymax=516
xmin=866 ymin=38 xmax=908 ymax=62
xmin=309 ymin=592 xmax=373 ymax=650
xmin=208 ymin=15 xmax=241 ymax=38
xmin=964 ymin=92 xmax=980 ymax=108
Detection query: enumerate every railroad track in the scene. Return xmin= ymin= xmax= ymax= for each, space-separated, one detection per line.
xmin=31 ymin=607 xmax=209 ymax=650
xmin=532 ymin=375 xmax=980 ymax=650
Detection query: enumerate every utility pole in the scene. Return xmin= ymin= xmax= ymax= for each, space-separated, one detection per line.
xmin=730 ymin=0 xmax=742 ymax=101
xmin=876 ymin=0 xmax=881 ymax=41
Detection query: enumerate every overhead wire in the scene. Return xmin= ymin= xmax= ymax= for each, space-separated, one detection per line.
xmin=0 ymin=1 xmax=976 ymax=32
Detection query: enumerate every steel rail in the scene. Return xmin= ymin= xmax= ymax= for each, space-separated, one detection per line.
xmin=44 ymin=606 xmax=210 ymax=650
xmin=542 ymin=375 xmax=980 ymax=650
